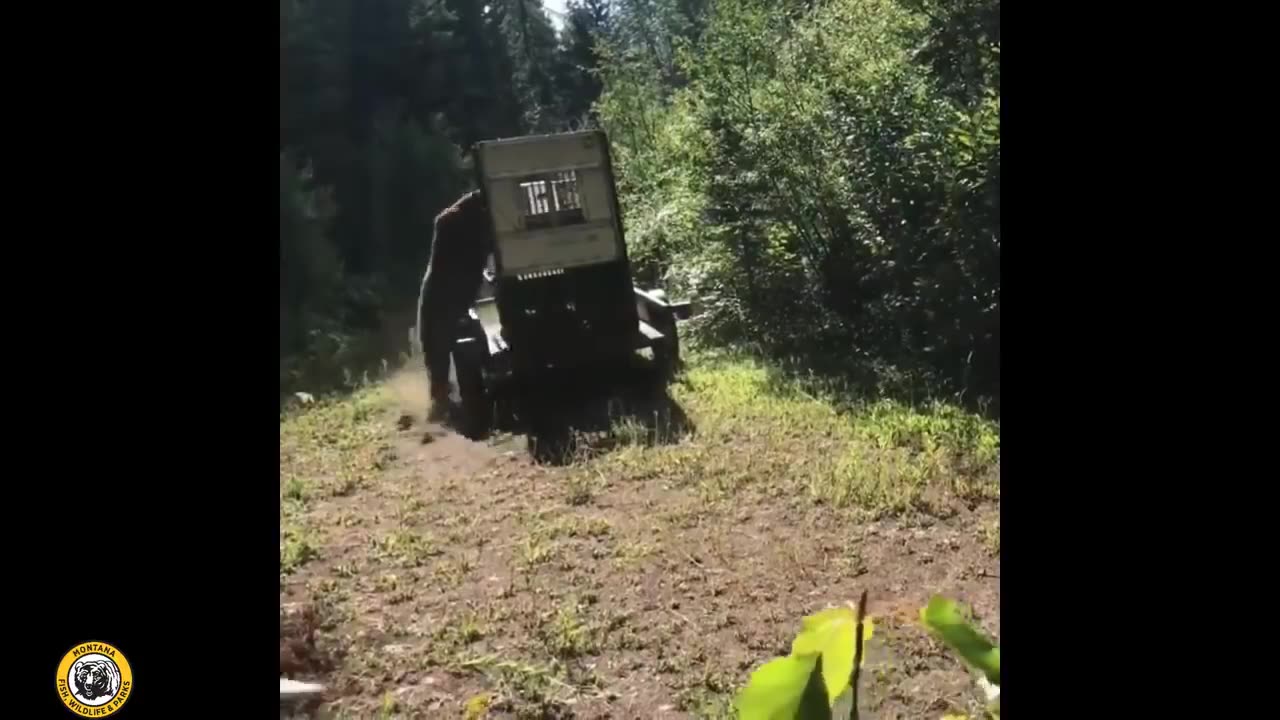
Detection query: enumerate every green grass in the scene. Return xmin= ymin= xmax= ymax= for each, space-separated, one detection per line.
xmin=280 ymin=386 xmax=392 ymax=499
xmin=282 ymin=475 xmax=309 ymax=503
xmin=279 ymin=386 xmax=393 ymax=579
xmin=981 ymin=518 xmax=1000 ymax=555
xmin=463 ymin=693 xmax=492 ymax=720
xmin=564 ymin=473 xmax=596 ymax=506
xmin=679 ymin=685 xmax=737 ymax=719
xmin=277 ymin=354 xmax=999 ymax=715
xmin=455 ymin=655 xmax=577 ymax=716
xmin=373 ymin=529 xmax=441 ymax=567
xmin=432 ymin=555 xmax=476 ymax=587
xmin=538 ymin=601 xmax=599 ymax=659
xmin=281 ymin=526 xmax=319 ymax=575
xmin=517 ymin=534 xmax=560 ymax=569
xmin=535 ymin=514 xmax=613 ymax=540
xmin=587 ymin=352 xmax=999 ymax=518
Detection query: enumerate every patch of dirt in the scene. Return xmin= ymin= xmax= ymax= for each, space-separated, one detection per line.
xmin=281 ymin=369 xmax=999 ymax=719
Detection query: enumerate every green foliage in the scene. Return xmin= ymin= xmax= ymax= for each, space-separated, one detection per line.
xmin=791 ymin=607 xmax=874 ymax=706
xmin=280 ymin=0 xmax=1001 ymax=413
xmin=555 ymin=0 xmax=612 ymax=125
xmin=735 ymin=601 xmax=873 ymax=720
xmin=280 ymin=0 xmax=587 ymax=395
xmin=920 ymin=596 xmax=1000 ymax=686
xmin=280 ymin=527 xmax=319 ymax=574
xmin=735 ymin=655 xmax=828 ymax=720
xmin=598 ymin=0 xmax=1000 ymax=405
xmin=737 ymin=596 xmax=1000 ymax=719
xmin=279 ymin=153 xmax=340 ymax=351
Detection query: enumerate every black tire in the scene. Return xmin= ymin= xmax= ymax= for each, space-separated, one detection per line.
xmin=651 ymin=315 xmax=680 ymax=386
xmin=527 ymin=409 xmax=574 ymax=464
xmin=453 ymin=348 xmax=491 ymax=439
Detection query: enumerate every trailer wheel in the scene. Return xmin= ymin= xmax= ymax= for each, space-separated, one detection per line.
xmin=453 ymin=348 xmax=491 ymax=439
xmin=651 ymin=316 xmax=680 ymax=386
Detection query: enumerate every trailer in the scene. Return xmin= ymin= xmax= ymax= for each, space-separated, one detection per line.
xmin=441 ymin=130 xmax=693 ymax=437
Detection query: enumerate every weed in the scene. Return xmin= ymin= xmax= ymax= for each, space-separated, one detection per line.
xmin=334 ymin=512 xmax=364 ymax=528
xmin=457 ymin=655 xmax=574 ymax=718
xmin=564 ymin=473 xmax=595 ymax=506
xmin=279 ymin=388 xmax=392 ymax=530
xmin=308 ymin=577 xmax=340 ymax=597
xmin=281 ymin=527 xmax=319 ymax=575
xmin=378 ymin=691 xmax=399 ymax=719
xmin=582 ymin=353 xmax=999 ymax=519
xmin=610 ymin=415 xmax=652 ymax=447
xmin=433 ymin=557 xmax=474 ymax=587
xmin=394 ymin=502 xmax=424 ymax=528
xmin=283 ymin=475 xmax=309 ymax=502
xmin=463 ymin=694 xmax=492 ymax=720
xmin=373 ymin=530 xmax=440 ymax=567
xmin=329 ymin=472 xmax=364 ymax=497
xmin=517 ymin=535 xmax=559 ymax=569
xmin=981 ymin=518 xmax=1000 ymax=555
xmin=537 ymin=515 xmax=613 ymax=540
xmin=459 ymin=613 xmax=487 ymax=644
xmin=439 ymin=511 xmax=471 ymax=528
xmin=679 ymin=686 xmax=736 ymax=719
xmin=662 ymin=504 xmax=710 ymax=529
xmin=614 ymin=539 xmax=657 ymax=564
xmin=308 ymin=582 xmax=351 ymax=631
xmin=538 ymin=602 xmax=598 ymax=659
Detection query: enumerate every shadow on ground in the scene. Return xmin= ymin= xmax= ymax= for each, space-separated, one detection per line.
xmin=470 ymin=363 xmax=696 ymax=465
xmin=747 ymin=348 xmax=1001 ymax=420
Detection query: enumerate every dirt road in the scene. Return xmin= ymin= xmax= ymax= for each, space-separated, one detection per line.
xmin=280 ymin=363 xmax=1000 ymax=719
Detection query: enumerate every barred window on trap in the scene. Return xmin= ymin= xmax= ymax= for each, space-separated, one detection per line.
xmin=519 ymin=170 xmax=585 ymax=230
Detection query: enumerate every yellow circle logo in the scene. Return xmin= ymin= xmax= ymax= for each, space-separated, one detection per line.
xmin=56 ymin=642 xmax=133 ymax=716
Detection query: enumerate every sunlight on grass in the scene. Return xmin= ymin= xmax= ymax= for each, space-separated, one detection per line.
xmin=280 ymin=386 xmax=393 ymax=524
xmin=589 ymin=352 xmax=999 ymax=517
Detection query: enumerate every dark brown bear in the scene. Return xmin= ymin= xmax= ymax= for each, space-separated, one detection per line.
xmin=416 ymin=189 xmax=492 ymax=418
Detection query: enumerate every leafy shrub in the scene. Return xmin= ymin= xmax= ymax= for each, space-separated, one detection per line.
xmin=599 ymin=0 xmax=1000 ymax=404
xmin=735 ymin=594 xmax=1000 ymax=719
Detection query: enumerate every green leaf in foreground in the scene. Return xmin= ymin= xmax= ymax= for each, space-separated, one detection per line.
xmin=737 ymin=601 xmax=875 ymax=719
xmin=790 ymin=606 xmax=875 ymax=704
xmin=920 ymin=596 xmax=1000 ymax=685
xmin=736 ymin=654 xmax=827 ymax=720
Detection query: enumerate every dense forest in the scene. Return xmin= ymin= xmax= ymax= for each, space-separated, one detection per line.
xmin=280 ymin=0 xmax=999 ymax=408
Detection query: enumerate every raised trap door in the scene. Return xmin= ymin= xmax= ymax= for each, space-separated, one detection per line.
xmin=475 ymin=131 xmax=639 ymax=364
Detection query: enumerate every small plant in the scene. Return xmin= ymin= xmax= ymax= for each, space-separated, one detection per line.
xmin=280 ymin=528 xmax=319 ymax=574
xmin=565 ymin=474 xmax=595 ymax=506
xmin=735 ymin=592 xmax=872 ymax=720
xmin=613 ymin=539 xmax=656 ymax=564
xmin=980 ymin=520 xmax=1000 ymax=556
xmin=539 ymin=603 xmax=597 ymax=658
xmin=463 ymin=693 xmax=492 ymax=720
xmin=610 ymin=416 xmax=652 ymax=447
xmin=379 ymin=690 xmax=399 ymax=719
xmin=373 ymin=530 xmax=439 ymax=567
xmin=541 ymin=515 xmax=613 ymax=539
xmin=434 ymin=558 xmax=474 ymax=587
xmin=920 ymin=596 xmax=1000 ymax=718
xmin=734 ymin=593 xmax=1000 ymax=720
xmin=329 ymin=472 xmax=363 ymax=497
xmin=283 ymin=476 xmax=308 ymax=502
xmin=517 ymin=535 xmax=558 ymax=569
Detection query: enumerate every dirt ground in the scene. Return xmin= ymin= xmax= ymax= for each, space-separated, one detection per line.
xmin=280 ymin=366 xmax=1000 ymax=719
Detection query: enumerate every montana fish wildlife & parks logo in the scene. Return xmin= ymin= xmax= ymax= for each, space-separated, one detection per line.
xmin=56 ymin=642 xmax=133 ymax=716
